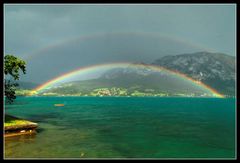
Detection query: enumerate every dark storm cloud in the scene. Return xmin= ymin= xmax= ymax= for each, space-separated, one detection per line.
xmin=4 ymin=4 xmax=236 ymax=83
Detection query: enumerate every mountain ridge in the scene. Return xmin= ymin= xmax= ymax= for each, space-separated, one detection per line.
xmin=152 ymin=51 xmax=235 ymax=96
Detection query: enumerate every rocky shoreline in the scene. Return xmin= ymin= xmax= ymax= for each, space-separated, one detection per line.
xmin=4 ymin=115 xmax=38 ymax=138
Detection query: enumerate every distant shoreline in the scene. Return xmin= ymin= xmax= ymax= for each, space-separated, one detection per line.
xmin=15 ymin=95 xmax=236 ymax=98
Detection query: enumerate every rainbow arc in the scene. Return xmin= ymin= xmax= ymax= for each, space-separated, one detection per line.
xmin=30 ymin=62 xmax=225 ymax=98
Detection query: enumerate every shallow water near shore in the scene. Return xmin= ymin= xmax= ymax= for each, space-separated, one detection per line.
xmin=4 ymin=97 xmax=236 ymax=159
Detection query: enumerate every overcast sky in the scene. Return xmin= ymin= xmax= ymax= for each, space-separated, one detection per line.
xmin=4 ymin=4 xmax=236 ymax=83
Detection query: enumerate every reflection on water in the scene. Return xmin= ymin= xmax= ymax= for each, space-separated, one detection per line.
xmin=5 ymin=133 xmax=37 ymax=143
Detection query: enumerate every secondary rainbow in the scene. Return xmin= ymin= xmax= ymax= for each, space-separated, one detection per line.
xmin=23 ymin=31 xmax=214 ymax=61
xmin=31 ymin=62 xmax=225 ymax=98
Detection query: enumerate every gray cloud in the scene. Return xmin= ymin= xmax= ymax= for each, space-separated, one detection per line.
xmin=4 ymin=4 xmax=236 ymax=83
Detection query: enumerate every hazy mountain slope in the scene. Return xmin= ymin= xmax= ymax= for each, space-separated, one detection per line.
xmin=152 ymin=52 xmax=236 ymax=96
xmin=18 ymin=81 xmax=40 ymax=89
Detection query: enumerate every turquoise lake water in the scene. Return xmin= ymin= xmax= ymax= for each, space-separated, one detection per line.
xmin=4 ymin=97 xmax=236 ymax=159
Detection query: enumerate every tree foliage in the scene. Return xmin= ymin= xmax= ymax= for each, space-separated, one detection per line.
xmin=4 ymin=55 xmax=26 ymax=80
xmin=4 ymin=55 xmax=26 ymax=103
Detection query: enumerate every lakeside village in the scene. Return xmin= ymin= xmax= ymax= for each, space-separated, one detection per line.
xmin=15 ymin=87 xmax=230 ymax=98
